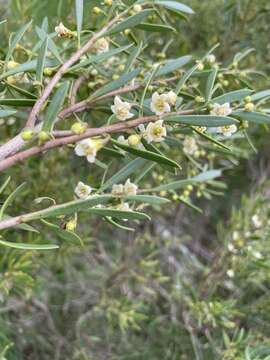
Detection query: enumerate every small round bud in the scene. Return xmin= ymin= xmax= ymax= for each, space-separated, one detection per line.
xmin=104 ymin=0 xmax=112 ymax=6
xmin=222 ymin=80 xmax=229 ymax=87
xmin=159 ymin=190 xmax=167 ymax=197
xmin=90 ymin=69 xmax=98 ymax=76
xmin=93 ymin=6 xmax=101 ymax=15
xmin=195 ymin=96 xmax=204 ymax=103
xmin=206 ymin=54 xmax=216 ymax=65
xmin=112 ymin=74 xmax=119 ymax=80
xmin=71 ymin=122 xmax=87 ymax=135
xmin=128 ymin=134 xmax=141 ymax=147
xmin=196 ymin=62 xmax=204 ymax=71
xmin=194 ymin=150 xmax=200 ymax=158
xmin=157 ymin=52 xmax=166 ymax=59
xmin=7 ymin=61 xmax=19 ymax=70
xmin=148 ymin=85 xmax=154 ymax=92
xmin=172 ymin=194 xmax=178 ymax=201
xmin=187 ymin=185 xmax=193 ymax=192
xmin=118 ymin=64 xmax=125 ymax=72
xmin=244 ymin=96 xmax=252 ymax=103
xmin=43 ymin=68 xmax=53 ymax=76
xmin=183 ymin=190 xmax=190 ymax=197
xmin=217 ymin=73 xmax=224 ymax=80
xmin=157 ymin=175 xmax=164 ymax=182
xmin=88 ymin=81 xmax=96 ymax=89
xmin=124 ymin=29 xmax=131 ymax=36
xmin=244 ymin=102 xmax=255 ymax=112
xmin=242 ymin=120 xmax=249 ymax=129
xmin=21 ymin=129 xmax=35 ymax=141
xmin=38 ymin=131 xmax=50 ymax=143
xmin=133 ymin=4 xmax=142 ymax=13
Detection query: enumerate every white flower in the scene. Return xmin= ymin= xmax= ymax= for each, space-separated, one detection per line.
xmin=117 ymin=135 xmax=128 ymax=145
xmin=166 ymin=90 xmax=177 ymax=106
xmin=55 ymin=22 xmax=73 ymax=38
xmin=112 ymin=184 xmax=124 ymax=196
xmin=74 ymin=138 xmax=103 ymax=163
xmin=111 ymin=96 xmax=134 ymax=121
xmin=206 ymin=54 xmax=216 ymax=64
xmin=150 ymin=92 xmax=171 ymax=115
xmin=253 ymin=251 xmax=263 ymax=259
xmin=93 ymin=37 xmax=109 ymax=54
xmin=144 ymin=120 xmax=167 ymax=143
xmin=252 ymin=214 xmax=262 ymax=228
xmin=217 ymin=124 xmax=237 ymax=137
xmin=210 ymin=102 xmax=232 ymax=116
xmin=74 ymin=181 xmax=92 ymax=199
xmin=183 ymin=136 xmax=198 ymax=155
xmin=124 ymin=179 xmax=137 ymax=196
xmin=226 ymin=269 xmax=235 ymax=278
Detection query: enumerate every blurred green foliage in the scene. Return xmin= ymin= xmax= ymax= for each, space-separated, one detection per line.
xmin=1 ymin=0 xmax=270 ymax=359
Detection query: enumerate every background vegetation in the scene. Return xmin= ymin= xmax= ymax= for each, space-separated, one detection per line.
xmin=1 ymin=0 xmax=270 ymax=359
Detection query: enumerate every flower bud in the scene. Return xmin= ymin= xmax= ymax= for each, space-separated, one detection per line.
xmin=244 ymin=102 xmax=255 ymax=112
xmin=206 ymin=54 xmax=216 ymax=64
xmin=195 ymin=96 xmax=204 ymax=103
xmin=21 ymin=129 xmax=35 ymax=141
xmin=7 ymin=61 xmax=19 ymax=69
xmin=71 ymin=122 xmax=87 ymax=135
xmin=65 ymin=218 xmax=77 ymax=232
xmin=43 ymin=68 xmax=53 ymax=76
xmin=104 ymin=0 xmax=112 ymax=6
xmin=133 ymin=4 xmax=142 ymax=13
xmin=244 ymin=96 xmax=252 ymax=103
xmin=112 ymin=74 xmax=119 ymax=80
xmin=38 ymin=131 xmax=50 ymax=143
xmin=124 ymin=29 xmax=131 ymax=36
xmin=128 ymin=134 xmax=141 ymax=147
xmin=196 ymin=62 xmax=204 ymax=71
xmin=93 ymin=6 xmax=101 ymax=15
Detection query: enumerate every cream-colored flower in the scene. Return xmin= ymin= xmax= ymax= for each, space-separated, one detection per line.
xmin=144 ymin=120 xmax=167 ymax=143
xmin=124 ymin=179 xmax=138 ymax=196
xmin=252 ymin=214 xmax=262 ymax=228
xmin=74 ymin=181 xmax=92 ymax=199
xmin=194 ymin=126 xmax=207 ymax=133
xmin=93 ymin=37 xmax=109 ymax=54
xmin=210 ymin=102 xmax=232 ymax=116
xmin=112 ymin=184 xmax=124 ymax=196
xmin=55 ymin=22 xmax=74 ymax=38
xmin=217 ymin=124 xmax=237 ymax=137
xmin=183 ymin=136 xmax=198 ymax=155
xmin=111 ymin=96 xmax=134 ymax=121
xmin=74 ymin=138 xmax=103 ymax=163
xmin=166 ymin=90 xmax=177 ymax=106
xmin=150 ymin=92 xmax=171 ymax=115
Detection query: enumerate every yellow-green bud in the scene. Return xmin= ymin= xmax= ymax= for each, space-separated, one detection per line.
xmin=124 ymin=29 xmax=131 ymax=36
xmin=65 ymin=218 xmax=77 ymax=232
xmin=159 ymin=190 xmax=167 ymax=197
xmin=38 ymin=131 xmax=50 ymax=143
xmin=187 ymin=185 xmax=193 ymax=191
xmin=91 ymin=69 xmax=98 ymax=76
xmin=71 ymin=122 xmax=87 ymax=135
xmin=217 ymin=73 xmax=224 ymax=80
xmin=222 ymin=80 xmax=229 ymax=87
xmin=118 ymin=64 xmax=125 ymax=72
xmin=112 ymin=74 xmax=119 ymax=80
xmin=148 ymin=85 xmax=154 ymax=92
xmin=195 ymin=96 xmax=204 ymax=103
xmin=172 ymin=194 xmax=178 ymax=201
xmin=128 ymin=134 xmax=141 ymax=147
xmin=196 ymin=62 xmax=204 ymax=71
xmin=133 ymin=4 xmax=142 ymax=13
xmin=7 ymin=61 xmax=19 ymax=70
xmin=157 ymin=52 xmax=166 ymax=60
xmin=242 ymin=120 xmax=249 ymax=129
xmin=93 ymin=6 xmax=101 ymax=15
xmin=244 ymin=96 xmax=252 ymax=103
xmin=244 ymin=102 xmax=255 ymax=112
xmin=21 ymin=129 xmax=35 ymax=141
xmin=104 ymin=0 xmax=112 ymax=6
xmin=43 ymin=68 xmax=53 ymax=76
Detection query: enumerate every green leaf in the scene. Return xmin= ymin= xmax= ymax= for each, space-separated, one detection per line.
xmin=6 ymin=20 xmax=32 ymax=63
xmin=75 ymin=0 xmax=84 ymax=47
xmin=105 ymin=217 xmax=135 ymax=232
xmin=233 ymin=111 xmax=270 ymax=125
xmin=212 ymin=89 xmax=253 ymax=104
xmin=124 ymin=43 xmax=143 ymax=74
xmin=125 ymin=195 xmax=170 ymax=205
xmin=0 ymin=238 xmax=59 ymax=250
xmin=22 ymin=195 xmax=116 ymax=221
xmin=175 ymin=63 xmax=199 ymax=93
xmin=233 ymin=48 xmax=255 ymax=64
xmin=250 ymin=90 xmax=270 ymax=102
xmin=106 ymin=9 xmax=155 ymax=36
xmin=69 ymin=44 xmax=133 ymax=72
xmin=136 ymin=23 xmax=175 ymax=32
xmin=0 ymin=177 xmax=11 ymax=195
xmin=149 ymin=170 xmax=222 ymax=192
xmin=36 ymin=36 xmax=48 ymax=83
xmin=35 ymin=26 xmax=63 ymax=63
xmin=42 ymin=220 xmax=83 ymax=245
xmin=0 ymin=182 xmax=26 ymax=221
xmin=7 ymin=82 xmax=37 ymax=99
xmin=179 ymin=197 xmax=202 ymax=213
xmin=0 ymin=99 xmax=36 ymax=107
xmin=0 ymin=109 xmax=17 ymax=117
xmin=165 ymin=115 xmax=237 ymax=126
xmin=192 ymin=127 xmax=232 ymax=151
xmin=154 ymin=55 xmax=192 ymax=77
xmin=151 ymin=1 xmax=194 ymax=14
xmin=112 ymin=139 xmax=180 ymax=169
xmin=205 ymin=67 xmax=217 ymax=101
xmin=86 ymin=208 xmax=151 ymax=221
xmin=42 ymin=82 xmax=69 ymax=132
xmin=101 ymin=158 xmax=146 ymax=191
xmin=100 ymin=147 xmax=125 ymax=159
xmin=92 ymin=68 xmax=140 ymax=98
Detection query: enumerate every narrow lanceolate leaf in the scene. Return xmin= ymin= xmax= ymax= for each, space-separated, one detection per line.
xmin=35 ymin=26 xmax=63 ymax=63
xmin=233 ymin=48 xmax=255 ymax=64
xmin=0 ymin=177 xmax=11 ymax=196
xmin=42 ymin=220 xmax=83 ymax=244
xmin=86 ymin=208 xmax=151 ymax=221
xmin=36 ymin=36 xmax=48 ymax=83
xmin=149 ymin=170 xmax=222 ymax=192
xmin=0 ymin=99 xmax=36 ymax=107
xmin=136 ymin=23 xmax=175 ymax=32
xmin=125 ymin=195 xmax=170 ymax=205
xmin=0 ymin=182 xmax=26 ymax=221
xmin=233 ymin=111 xmax=270 ymax=125
xmin=165 ymin=115 xmax=237 ymax=127
xmin=175 ymin=63 xmax=199 ymax=93
xmin=75 ymin=0 xmax=84 ymax=47
xmin=92 ymin=68 xmax=140 ymax=98
xmin=0 ymin=110 xmax=17 ymax=117
xmin=112 ymin=139 xmax=180 ymax=169
xmin=124 ymin=43 xmax=143 ymax=74
xmin=22 ymin=195 xmax=116 ymax=221
xmin=205 ymin=67 xmax=218 ymax=101
xmin=150 ymin=1 xmax=194 ymax=14
xmin=101 ymin=158 xmax=146 ymax=192
xmin=192 ymin=127 xmax=232 ymax=151
xmin=0 ymin=238 xmax=59 ymax=250
xmin=7 ymin=83 xmax=37 ymax=99
xmin=106 ymin=9 xmax=155 ymax=36
xmin=42 ymin=82 xmax=69 ymax=132
xmin=105 ymin=217 xmax=135 ymax=232
xmin=6 ymin=20 xmax=32 ymax=63
xmin=212 ymin=89 xmax=253 ymax=104
xmin=154 ymin=55 xmax=192 ymax=77
xmin=250 ymin=90 xmax=270 ymax=102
